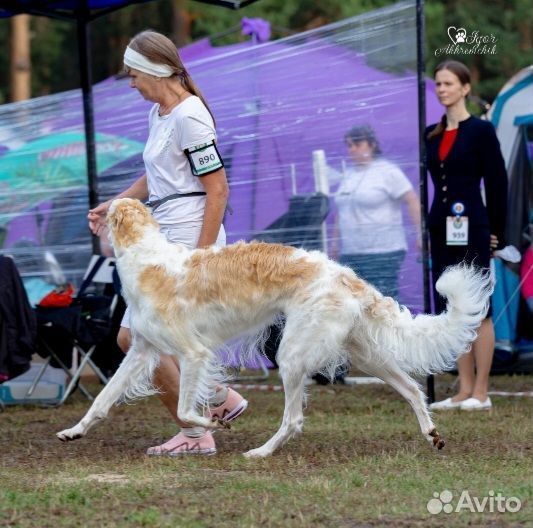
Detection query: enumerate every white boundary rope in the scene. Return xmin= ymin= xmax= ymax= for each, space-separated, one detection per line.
xmin=488 ymin=391 xmax=533 ymax=397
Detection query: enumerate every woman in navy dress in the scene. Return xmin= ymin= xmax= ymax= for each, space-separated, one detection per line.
xmin=425 ymin=60 xmax=507 ymax=411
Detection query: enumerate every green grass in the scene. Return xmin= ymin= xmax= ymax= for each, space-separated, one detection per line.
xmin=0 ymin=373 xmax=531 ymax=527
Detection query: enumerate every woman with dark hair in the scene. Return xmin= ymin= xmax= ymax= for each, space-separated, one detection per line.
xmin=333 ymin=125 xmax=421 ymax=299
xmin=426 ymin=60 xmax=508 ymax=411
xmin=88 ymin=31 xmax=247 ymax=455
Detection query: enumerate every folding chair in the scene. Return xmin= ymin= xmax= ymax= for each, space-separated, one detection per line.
xmin=32 ymin=256 xmax=120 ymax=405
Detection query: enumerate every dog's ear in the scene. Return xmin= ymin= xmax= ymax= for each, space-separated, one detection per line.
xmin=107 ymin=202 xmax=125 ymax=233
xmin=107 ymin=199 xmax=158 ymax=248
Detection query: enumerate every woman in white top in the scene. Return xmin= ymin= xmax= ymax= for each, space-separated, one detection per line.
xmin=88 ymin=31 xmax=246 ymax=456
xmin=334 ymin=125 xmax=421 ymax=299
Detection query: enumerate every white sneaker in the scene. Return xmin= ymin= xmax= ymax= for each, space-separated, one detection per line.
xmin=428 ymin=397 xmax=463 ymax=410
xmin=460 ymin=397 xmax=492 ymax=411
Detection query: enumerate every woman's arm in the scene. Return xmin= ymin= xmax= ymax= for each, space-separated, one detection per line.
xmin=88 ymin=174 xmax=149 ymax=236
xmin=196 ymin=168 xmax=229 ymax=248
xmin=402 ymin=189 xmax=422 ymax=248
xmin=117 ymin=174 xmax=150 ymax=201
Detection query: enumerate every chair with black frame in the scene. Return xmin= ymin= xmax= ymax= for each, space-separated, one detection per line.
xmin=32 ymin=256 xmax=124 ymax=405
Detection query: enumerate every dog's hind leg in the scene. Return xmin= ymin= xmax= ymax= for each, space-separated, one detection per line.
xmin=243 ymin=308 xmax=354 ymax=458
xmin=358 ymin=358 xmax=445 ymax=450
xmin=243 ymin=364 xmax=306 ymax=458
xmin=56 ymin=337 xmax=159 ymax=442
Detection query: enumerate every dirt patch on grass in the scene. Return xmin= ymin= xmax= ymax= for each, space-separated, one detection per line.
xmin=1 ymin=375 xmax=531 ymax=527
xmin=57 ymin=473 xmax=137 ymax=484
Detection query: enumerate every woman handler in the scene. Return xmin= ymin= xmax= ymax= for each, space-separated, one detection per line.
xmin=88 ymin=31 xmax=247 ymax=455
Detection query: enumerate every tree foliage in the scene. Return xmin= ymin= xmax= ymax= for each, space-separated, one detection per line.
xmin=0 ymin=0 xmax=531 ymax=104
xmin=425 ymin=0 xmax=532 ymax=102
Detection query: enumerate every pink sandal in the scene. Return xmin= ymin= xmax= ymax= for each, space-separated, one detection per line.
xmin=208 ymin=387 xmax=248 ymax=423
xmin=147 ymin=431 xmax=216 ymax=456
xmin=147 ymin=388 xmax=247 ymax=456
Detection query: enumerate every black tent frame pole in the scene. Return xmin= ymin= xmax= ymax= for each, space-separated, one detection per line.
xmin=76 ymin=7 xmax=100 ymax=255
xmin=416 ymin=0 xmax=435 ymax=402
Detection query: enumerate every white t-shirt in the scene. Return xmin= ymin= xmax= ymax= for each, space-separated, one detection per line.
xmin=143 ymin=95 xmax=221 ymax=233
xmin=334 ymin=159 xmax=413 ymax=254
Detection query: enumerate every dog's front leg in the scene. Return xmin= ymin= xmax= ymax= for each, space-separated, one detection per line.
xmin=176 ymin=352 xmax=218 ymax=429
xmin=56 ymin=345 xmax=158 ymax=442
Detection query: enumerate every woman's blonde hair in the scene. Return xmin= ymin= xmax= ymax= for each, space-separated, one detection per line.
xmin=126 ymin=30 xmax=215 ymax=125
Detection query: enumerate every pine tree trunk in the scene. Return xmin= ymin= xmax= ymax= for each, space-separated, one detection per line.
xmin=10 ymin=15 xmax=31 ymax=101
xmin=172 ymin=0 xmax=192 ymax=48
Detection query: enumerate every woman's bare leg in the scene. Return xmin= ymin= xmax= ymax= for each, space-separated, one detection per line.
xmin=470 ymin=317 xmax=495 ymax=402
xmin=452 ymin=352 xmax=475 ymax=402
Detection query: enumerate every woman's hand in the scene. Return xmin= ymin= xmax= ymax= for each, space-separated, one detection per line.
xmin=87 ymin=175 xmax=148 ymax=237
xmin=490 ymin=234 xmax=499 ymax=251
xmin=88 ymin=201 xmax=111 ymax=237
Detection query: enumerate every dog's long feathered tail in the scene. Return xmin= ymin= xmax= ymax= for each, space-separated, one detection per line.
xmin=375 ymin=264 xmax=493 ymax=374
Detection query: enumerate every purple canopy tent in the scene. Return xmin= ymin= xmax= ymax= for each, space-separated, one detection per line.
xmin=91 ymin=5 xmax=442 ymax=312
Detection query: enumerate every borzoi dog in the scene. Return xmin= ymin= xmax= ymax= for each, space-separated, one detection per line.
xmin=57 ymin=198 xmax=492 ymax=457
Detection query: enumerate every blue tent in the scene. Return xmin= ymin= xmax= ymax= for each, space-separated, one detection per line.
xmin=488 ymin=66 xmax=533 ymax=371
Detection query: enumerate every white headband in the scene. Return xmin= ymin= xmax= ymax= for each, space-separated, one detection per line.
xmin=123 ymin=46 xmax=174 ymax=78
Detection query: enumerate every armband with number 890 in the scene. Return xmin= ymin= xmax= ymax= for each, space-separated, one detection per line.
xmin=185 ymin=141 xmax=224 ymax=176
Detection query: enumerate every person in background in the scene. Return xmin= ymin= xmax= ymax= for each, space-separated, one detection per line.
xmin=426 ymin=60 xmax=508 ymax=412
xmin=333 ymin=125 xmax=421 ymax=299
xmin=88 ymin=30 xmax=247 ymax=456
xmin=520 ymin=229 xmax=533 ymax=314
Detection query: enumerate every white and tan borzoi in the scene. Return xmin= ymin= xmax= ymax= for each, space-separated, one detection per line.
xmin=57 ymin=198 xmax=492 ymax=457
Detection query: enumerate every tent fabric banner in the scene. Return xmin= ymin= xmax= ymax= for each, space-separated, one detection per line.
xmin=0 ymin=1 xmax=442 ymax=314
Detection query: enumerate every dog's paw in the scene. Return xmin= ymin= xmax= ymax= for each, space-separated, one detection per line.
xmin=179 ymin=413 xmax=215 ymax=430
xmin=56 ymin=424 xmax=86 ymax=442
xmin=213 ymin=418 xmax=231 ymax=430
xmin=428 ymin=428 xmax=445 ymax=450
xmin=243 ymin=448 xmax=270 ymax=458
